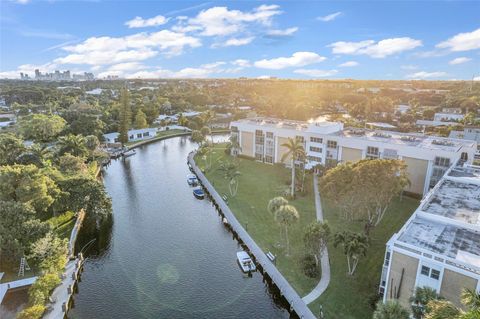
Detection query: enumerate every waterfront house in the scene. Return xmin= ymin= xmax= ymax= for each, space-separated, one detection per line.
xmin=103 ymin=128 xmax=158 ymax=144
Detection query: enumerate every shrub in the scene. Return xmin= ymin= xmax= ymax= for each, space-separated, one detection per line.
xmin=17 ymin=304 xmax=46 ymax=319
xmin=300 ymin=254 xmax=320 ymax=278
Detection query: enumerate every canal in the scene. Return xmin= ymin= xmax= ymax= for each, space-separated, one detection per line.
xmin=69 ymin=135 xmax=289 ymax=319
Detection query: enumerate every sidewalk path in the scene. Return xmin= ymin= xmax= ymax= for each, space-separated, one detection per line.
xmin=302 ymin=174 xmax=331 ymax=305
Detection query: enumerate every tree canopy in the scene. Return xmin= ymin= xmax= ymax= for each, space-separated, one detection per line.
xmin=19 ymin=114 xmax=66 ymax=142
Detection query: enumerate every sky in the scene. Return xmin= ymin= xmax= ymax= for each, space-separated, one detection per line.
xmin=0 ymin=0 xmax=479 ymax=80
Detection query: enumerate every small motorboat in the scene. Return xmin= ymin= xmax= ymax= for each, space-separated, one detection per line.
xmin=193 ymin=187 xmax=205 ymax=199
xmin=237 ymin=251 xmax=256 ymax=273
xmin=187 ymin=174 xmax=198 ymax=186
xmin=122 ymin=149 xmax=136 ymax=158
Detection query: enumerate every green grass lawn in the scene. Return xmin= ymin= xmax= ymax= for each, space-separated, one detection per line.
xmin=48 ymin=210 xmax=76 ymax=240
xmin=308 ymin=196 xmax=419 ymax=319
xmin=197 ymin=145 xmax=319 ymax=296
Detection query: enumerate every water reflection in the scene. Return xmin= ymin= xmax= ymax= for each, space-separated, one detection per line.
xmin=69 ymin=135 xmax=289 ymax=319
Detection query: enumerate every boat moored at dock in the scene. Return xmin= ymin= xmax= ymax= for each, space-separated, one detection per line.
xmin=236 ymin=251 xmax=256 ymax=273
xmin=187 ymin=174 xmax=198 ymax=186
xmin=192 ymin=187 xmax=205 ymax=199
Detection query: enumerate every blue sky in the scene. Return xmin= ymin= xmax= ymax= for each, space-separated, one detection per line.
xmin=1 ymin=0 xmax=479 ymax=80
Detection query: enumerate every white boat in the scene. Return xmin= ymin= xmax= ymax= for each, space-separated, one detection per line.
xmin=187 ymin=174 xmax=198 ymax=186
xmin=193 ymin=187 xmax=205 ymax=199
xmin=122 ymin=149 xmax=136 ymax=158
xmin=236 ymin=251 xmax=256 ymax=273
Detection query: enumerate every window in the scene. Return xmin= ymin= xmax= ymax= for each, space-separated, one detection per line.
xmin=430 ymin=269 xmax=440 ymax=280
xmin=255 ymin=130 xmax=264 ymax=144
xmin=309 ymin=146 xmax=322 ymax=153
xmin=434 ymin=157 xmax=450 ymax=167
xmin=367 ymin=146 xmax=379 ymax=156
xmin=327 ymin=140 xmax=337 ymax=148
xmin=461 ymin=152 xmax=468 ymax=161
xmin=421 ymin=266 xmax=430 ymax=276
xmin=310 ymin=137 xmax=323 ymax=143
xmin=296 ymin=136 xmax=305 ymax=143
xmin=384 ymin=252 xmax=391 ymax=266
xmin=137 ymin=133 xmax=142 ymax=138
xmin=308 ymin=156 xmax=322 ymax=162
xmin=129 ymin=135 xmax=134 ymax=139
xmin=143 ymin=132 xmax=149 ymax=137
xmin=265 ymin=155 xmax=273 ymax=163
xmin=231 ymin=126 xmax=238 ymax=132
xmin=266 ymin=132 xmax=274 ymax=139
xmin=255 ymin=153 xmax=263 ymax=161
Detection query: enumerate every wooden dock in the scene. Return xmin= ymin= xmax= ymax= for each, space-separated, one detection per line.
xmin=188 ymin=152 xmax=316 ymax=319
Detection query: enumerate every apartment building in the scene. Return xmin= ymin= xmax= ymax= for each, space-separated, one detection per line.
xmin=380 ymin=164 xmax=480 ymax=309
xmin=230 ymin=117 xmax=477 ymax=196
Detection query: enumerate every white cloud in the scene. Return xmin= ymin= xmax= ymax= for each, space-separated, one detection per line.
xmin=449 ymin=57 xmax=472 ymax=65
xmin=55 ymin=30 xmax=201 ymax=66
xmin=231 ymin=59 xmax=251 ymax=67
xmin=473 ymin=76 xmax=480 ymax=81
xmin=254 ymin=52 xmax=326 ymax=70
xmin=294 ymin=69 xmax=338 ymax=77
xmin=10 ymin=0 xmax=30 ymax=4
xmin=0 ymin=62 xmax=59 ymax=79
xmin=318 ymin=12 xmax=342 ymax=22
xmin=125 ymin=15 xmax=169 ymax=28
xmin=338 ymin=61 xmax=358 ymax=67
xmin=266 ymin=27 xmax=298 ymax=36
xmin=437 ymin=28 xmax=480 ymax=52
xmin=257 ymin=75 xmax=273 ymax=79
xmin=406 ymin=71 xmax=447 ymax=80
xmin=213 ymin=36 xmax=255 ymax=47
xmin=329 ymin=40 xmax=375 ymax=54
xmin=329 ymin=37 xmax=422 ymax=58
xmin=182 ymin=4 xmax=281 ymax=37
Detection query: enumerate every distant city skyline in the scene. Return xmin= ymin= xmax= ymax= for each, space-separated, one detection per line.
xmin=1 ymin=1 xmax=479 ymax=80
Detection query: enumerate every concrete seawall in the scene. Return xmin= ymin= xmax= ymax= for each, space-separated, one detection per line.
xmin=188 ymin=152 xmax=316 ymax=319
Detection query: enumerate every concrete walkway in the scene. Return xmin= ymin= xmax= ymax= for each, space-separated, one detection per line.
xmin=43 ymin=258 xmax=81 ymax=319
xmin=302 ymin=174 xmax=331 ymax=305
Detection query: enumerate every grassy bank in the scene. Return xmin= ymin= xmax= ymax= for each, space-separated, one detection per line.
xmin=196 ymin=143 xmax=420 ymax=319
xmin=308 ymin=196 xmax=419 ymax=319
xmin=196 ymin=144 xmax=318 ymax=296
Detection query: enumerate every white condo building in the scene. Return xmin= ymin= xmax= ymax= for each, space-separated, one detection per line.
xmin=380 ymin=164 xmax=480 ymax=309
xmin=230 ymin=117 xmax=476 ymax=196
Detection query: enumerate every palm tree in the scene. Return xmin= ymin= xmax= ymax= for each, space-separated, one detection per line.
xmin=333 ymin=231 xmax=369 ymax=275
xmin=280 ymin=137 xmax=306 ymax=198
xmin=461 ymin=289 xmax=480 ymax=310
xmin=228 ymin=134 xmax=241 ymax=157
xmin=57 ymin=134 xmax=88 ymax=157
xmin=274 ymin=204 xmax=299 ymax=255
xmin=410 ymin=286 xmax=440 ymax=319
xmin=267 ymin=197 xmax=289 ymax=215
xmin=218 ymin=160 xmax=241 ymax=196
xmin=373 ymin=301 xmax=409 ymax=319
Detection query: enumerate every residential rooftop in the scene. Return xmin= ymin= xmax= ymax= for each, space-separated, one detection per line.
xmin=421 ymin=179 xmax=480 ymax=226
xmin=398 ymin=217 xmax=480 ymax=267
xmin=393 ymin=165 xmax=480 ymax=271
xmin=232 ymin=117 xmax=476 ymax=152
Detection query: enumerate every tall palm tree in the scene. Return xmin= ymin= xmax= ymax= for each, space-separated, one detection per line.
xmin=229 ymin=134 xmax=241 ymax=157
xmin=373 ymin=300 xmax=409 ymax=319
xmin=410 ymin=286 xmax=440 ymax=319
xmin=280 ymin=137 xmax=306 ymax=198
xmin=274 ymin=204 xmax=299 ymax=255
xmin=333 ymin=231 xmax=369 ymax=275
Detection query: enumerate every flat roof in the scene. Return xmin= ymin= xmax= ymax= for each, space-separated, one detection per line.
xmin=338 ymin=129 xmax=474 ymax=151
xmin=422 ymin=179 xmax=480 ymax=226
xmin=398 ymin=217 xmax=480 ymax=266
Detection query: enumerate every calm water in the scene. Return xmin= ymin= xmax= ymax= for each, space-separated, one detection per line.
xmin=69 ymin=136 xmax=289 ymax=319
